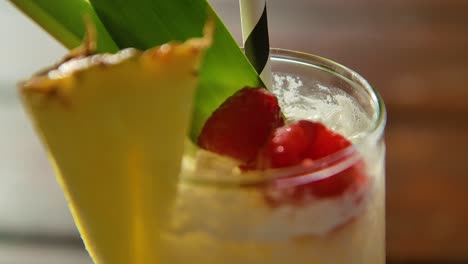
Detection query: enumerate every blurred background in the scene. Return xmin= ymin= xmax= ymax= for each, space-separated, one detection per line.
xmin=1 ymin=0 xmax=467 ymax=263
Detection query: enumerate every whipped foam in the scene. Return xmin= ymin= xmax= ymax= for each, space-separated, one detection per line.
xmin=272 ymin=74 xmax=373 ymax=142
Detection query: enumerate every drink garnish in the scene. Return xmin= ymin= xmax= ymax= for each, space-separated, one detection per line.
xmin=19 ymin=25 xmax=212 ymax=264
xmin=257 ymin=121 xmax=351 ymax=169
xmin=198 ymin=88 xmax=367 ymax=203
xmin=11 ymin=0 xmax=265 ymax=141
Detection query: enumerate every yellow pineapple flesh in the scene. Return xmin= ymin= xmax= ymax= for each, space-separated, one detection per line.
xmin=19 ymin=30 xmax=211 ymax=264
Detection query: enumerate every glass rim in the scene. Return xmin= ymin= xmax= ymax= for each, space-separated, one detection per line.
xmin=183 ymin=49 xmax=386 ymax=187
xmin=270 ymin=48 xmax=387 ymax=141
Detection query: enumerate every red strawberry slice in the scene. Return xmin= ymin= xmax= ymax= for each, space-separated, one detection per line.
xmin=266 ymin=161 xmax=367 ymax=206
xmin=291 ymin=160 xmax=366 ymax=199
xmin=257 ymin=120 xmax=351 ymax=169
xmin=198 ymin=87 xmax=284 ymax=164
xmin=306 ymin=122 xmax=352 ymax=160
xmin=257 ymin=120 xmax=366 ymax=203
xmin=257 ymin=120 xmax=316 ymax=169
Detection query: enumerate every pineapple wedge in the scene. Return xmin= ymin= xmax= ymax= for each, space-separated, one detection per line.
xmin=20 ymin=27 xmax=211 ymax=263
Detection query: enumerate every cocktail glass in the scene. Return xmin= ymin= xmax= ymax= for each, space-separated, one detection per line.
xmin=159 ymin=49 xmax=387 ymax=264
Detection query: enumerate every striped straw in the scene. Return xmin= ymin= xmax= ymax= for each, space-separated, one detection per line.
xmin=239 ymin=0 xmax=272 ymax=89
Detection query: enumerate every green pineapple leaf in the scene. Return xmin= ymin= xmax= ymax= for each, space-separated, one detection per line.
xmin=10 ymin=0 xmax=119 ymax=53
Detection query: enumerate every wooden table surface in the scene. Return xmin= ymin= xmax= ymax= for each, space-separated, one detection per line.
xmin=1 ymin=0 xmax=467 ymax=263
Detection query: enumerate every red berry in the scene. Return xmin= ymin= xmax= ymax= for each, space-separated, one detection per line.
xmin=266 ymin=160 xmax=367 ymax=205
xmin=258 ymin=120 xmax=366 ymax=203
xmin=257 ymin=120 xmax=317 ymax=169
xmin=306 ymin=122 xmax=351 ymax=160
xmin=257 ymin=120 xmax=351 ymax=169
xmin=294 ymin=160 xmax=366 ymax=198
xmin=198 ymin=87 xmax=284 ymax=164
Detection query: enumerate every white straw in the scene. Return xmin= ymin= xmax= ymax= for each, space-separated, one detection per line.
xmin=239 ymin=0 xmax=272 ymax=89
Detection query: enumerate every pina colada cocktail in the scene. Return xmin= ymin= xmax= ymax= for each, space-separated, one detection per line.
xmin=160 ymin=50 xmax=386 ymax=264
